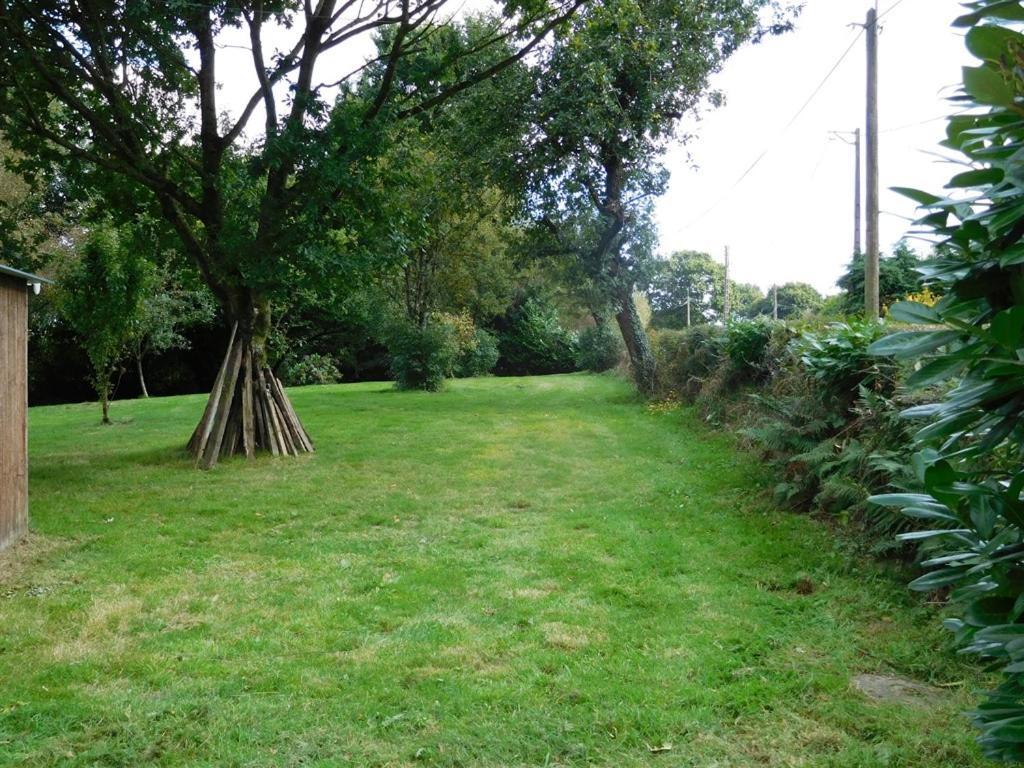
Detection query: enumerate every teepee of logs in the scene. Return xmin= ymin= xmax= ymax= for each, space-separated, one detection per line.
xmin=187 ymin=324 xmax=313 ymax=469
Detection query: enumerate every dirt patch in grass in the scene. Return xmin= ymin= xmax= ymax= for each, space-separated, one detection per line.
xmin=853 ymin=673 xmax=943 ymax=705
xmin=0 ymin=532 xmax=74 ymax=590
xmin=541 ymin=622 xmax=601 ymax=651
xmin=52 ymin=584 xmax=143 ymax=661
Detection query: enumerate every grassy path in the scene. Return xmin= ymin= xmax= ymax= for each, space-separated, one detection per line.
xmin=1 ymin=374 xmax=989 ymax=766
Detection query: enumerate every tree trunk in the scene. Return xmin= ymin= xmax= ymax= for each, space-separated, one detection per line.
xmin=136 ymin=356 xmax=150 ymax=398
xmin=615 ymin=288 xmax=657 ymax=397
xmin=187 ymin=313 xmax=314 ymax=470
xmin=101 ymin=391 xmax=111 ymax=425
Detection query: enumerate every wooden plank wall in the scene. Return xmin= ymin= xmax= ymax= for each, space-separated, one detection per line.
xmin=0 ymin=274 xmax=28 ymax=551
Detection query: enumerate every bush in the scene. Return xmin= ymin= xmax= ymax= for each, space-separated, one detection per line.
xmin=385 ymin=318 xmax=458 ymax=391
xmin=457 ymin=328 xmax=500 ymax=378
xmin=495 ymin=295 xmax=578 ymax=376
xmin=651 ymin=325 xmax=724 ymax=399
xmin=281 ymin=353 xmax=342 ymax=386
xmin=431 ymin=313 xmax=500 ymax=378
xmin=865 ymin=10 xmax=1024 ymax=758
xmin=796 ymin=319 xmax=896 ymax=404
xmin=576 ymin=323 xmax=623 ymax=373
xmin=723 ymin=318 xmax=786 ymax=384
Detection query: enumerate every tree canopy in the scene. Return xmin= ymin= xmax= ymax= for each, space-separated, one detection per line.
xmin=0 ymin=0 xmax=582 ymax=465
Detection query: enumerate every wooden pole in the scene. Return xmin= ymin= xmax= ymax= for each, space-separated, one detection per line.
xmin=854 ymin=127 xmax=862 ymax=257
xmin=723 ymin=245 xmax=731 ymax=322
xmin=865 ymin=7 xmax=880 ymax=318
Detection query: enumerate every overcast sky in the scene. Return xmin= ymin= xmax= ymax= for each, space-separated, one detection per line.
xmin=653 ymin=0 xmax=973 ymax=295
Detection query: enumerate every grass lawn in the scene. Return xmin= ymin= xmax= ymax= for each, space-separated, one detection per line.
xmin=0 ymin=373 xmax=992 ymax=766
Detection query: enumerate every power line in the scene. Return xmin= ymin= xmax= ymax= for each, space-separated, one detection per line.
xmin=877 ymin=0 xmax=912 ymax=23
xmin=679 ymin=27 xmax=865 ymax=231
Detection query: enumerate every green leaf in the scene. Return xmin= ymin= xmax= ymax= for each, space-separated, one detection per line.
xmin=999 ymin=245 xmax=1024 ymax=267
xmin=869 ymin=492 xmax=940 ymax=508
xmin=867 ymin=330 xmax=961 ymax=359
xmin=965 ymin=24 xmax=1024 ymax=61
xmin=906 ymin=356 xmax=968 ymax=388
xmin=897 ymin=528 xmax=972 ymax=542
xmin=963 ymin=65 xmax=1016 ymax=107
xmin=925 ymin=460 xmax=958 ymax=491
xmin=966 ymin=597 xmax=1015 ymax=627
xmin=990 ymin=305 xmax=1024 ymax=349
xmin=902 ymin=506 xmax=961 ymax=523
xmin=948 ymin=167 xmax=1005 ymax=188
xmin=908 ymin=568 xmax=969 ymax=590
xmin=955 ymin=1 xmax=1024 ymax=27
xmin=888 ymin=301 xmax=940 ymax=324
xmin=892 ymin=186 xmax=944 ymax=207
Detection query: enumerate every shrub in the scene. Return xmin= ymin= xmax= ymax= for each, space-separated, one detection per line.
xmin=867 ymin=8 xmax=1024 ymax=758
xmin=723 ymin=318 xmax=786 ymax=384
xmin=651 ymin=325 xmax=724 ymax=399
xmin=457 ymin=327 xmax=500 ymax=378
xmin=495 ymin=295 xmax=578 ymax=376
xmin=385 ymin=318 xmax=458 ymax=391
xmin=576 ymin=323 xmax=624 ymax=373
xmin=796 ymin=319 xmax=896 ymax=404
xmin=431 ymin=313 xmax=500 ymax=378
xmin=281 ymin=353 xmax=342 ymax=386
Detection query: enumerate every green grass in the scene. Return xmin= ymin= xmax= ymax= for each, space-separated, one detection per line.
xmin=0 ymin=373 xmax=992 ymax=767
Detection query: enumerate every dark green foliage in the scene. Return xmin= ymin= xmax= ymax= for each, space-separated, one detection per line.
xmin=455 ymin=328 xmax=500 ymax=378
xmin=723 ymin=318 xmax=784 ymax=384
xmin=523 ymin=0 xmax=794 ymax=392
xmin=647 ymin=251 xmax=768 ymax=328
xmin=751 ymin=282 xmax=823 ymax=319
xmin=650 ymin=326 xmax=725 ymax=399
xmin=837 ymin=241 xmax=925 ymax=314
xmin=796 ymin=320 xmax=896 ymax=404
xmin=648 ymin=251 xmax=726 ymax=327
xmin=576 ymin=322 xmax=624 ymax=372
xmin=866 ymin=5 xmax=1024 ymax=759
xmin=281 ymin=354 xmax=343 ymax=387
xmin=494 ymin=295 xmax=578 ymax=376
xmin=385 ymin=319 xmax=459 ymax=391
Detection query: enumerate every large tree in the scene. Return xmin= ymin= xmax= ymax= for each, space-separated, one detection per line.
xmin=0 ymin=0 xmax=582 ymax=467
xmin=751 ymin=281 xmax=822 ymax=319
xmin=837 ymin=241 xmax=925 ymax=314
xmin=523 ymin=0 xmax=795 ymax=394
xmin=648 ymin=250 xmax=724 ymax=327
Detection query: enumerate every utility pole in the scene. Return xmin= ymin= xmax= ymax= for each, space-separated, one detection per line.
xmin=830 ymin=129 xmax=862 ymax=257
xmin=686 ymin=288 xmax=691 ymax=327
xmin=723 ymin=245 xmax=731 ymax=322
xmin=865 ymin=6 xmax=880 ymax=318
xmin=854 ymin=127 xmax=862 ymax=257
xmin=772 ymin=284 xmax=778 ymax=320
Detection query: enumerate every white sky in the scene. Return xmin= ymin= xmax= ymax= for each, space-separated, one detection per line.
xmin=653 ymin=0 xmax=974 ymax=295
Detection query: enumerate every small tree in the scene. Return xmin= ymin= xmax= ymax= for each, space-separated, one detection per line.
xmin=59 ymin=224 xmax=149 ymax=423
xmin=129 ymin=266 xmax=216 ymax=397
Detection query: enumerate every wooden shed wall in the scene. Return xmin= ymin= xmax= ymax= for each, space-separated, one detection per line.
xmin=0 ymin=274 xmax=28 ymax=551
